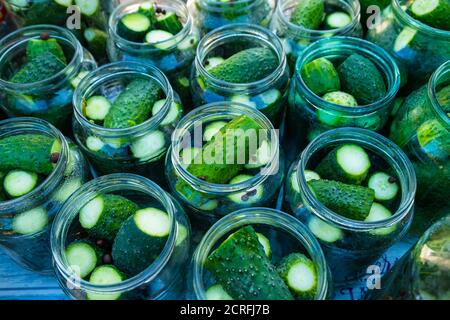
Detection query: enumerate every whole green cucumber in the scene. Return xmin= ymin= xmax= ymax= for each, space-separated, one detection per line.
xmin=0 ymin=134 xmax=61 ymax=175
xmin=290 ymin=0 xmax=325 ymax=29
xmin=103 ymin=79 xmax=163 ymax=129
xmin=26 ymin=38 xmax=67 ymax=64
xmin=10 ymin=52 xmax=67 ymax=84
xmin=205 ymin=226 xmax=294 ymax=300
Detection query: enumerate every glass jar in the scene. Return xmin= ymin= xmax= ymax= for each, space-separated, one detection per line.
xmin=108 ymin=0 xmax=199 ymax=107
xmin=0 ymin=117 xmax=90 ymax=273
xmin=389 ymin=61 xmax=450 ymax=235
xmin=72 ymin=61 xmax=183 ymax=187
xmin=188 ymin=207 xmax=331 ymax=300
xmin=285 ymin=36 xmax=401 ymax=161
xmin=51 ymin=173 xmax=191 ymax=300
xmin=271 ymin=0 xmax=363 ymax=72
xmin=367 ymin=0 xmax=450 ymax=89
xmin=284 ymin=128 xmax=416 ymax=285
xmin=0 ymin=25 xmax=97 ymax=131
xmin=165 ymin=102 xmax=285 ymax=229
xmin=191 ymin=23 xmax=290 ymax=127
xmin=188 ymin=0 xmax=275 ymax=36
xmin=5 ymin=0 xmax=109 ymax=63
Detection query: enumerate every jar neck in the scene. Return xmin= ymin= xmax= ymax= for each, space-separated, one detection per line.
xmin=109 ymin=0 xmax=193 ymax=52
xmin=195 ymin=23 xmax=287 ymax=94
xmin=73 ymin=61 xmax=174 ymax=138
xmin=0 ymin=117 xmax=69 ymax=215
xmin=428 ymin=61 xmax=450 ymax=129
xmin=191 ymin=208 xmax=330 ymax=300
xmin=392 ymin=0 xmax=450 ymax=39
xmin=171 ymin=102 xmax=279 ymax=195
xmin=276 ymin=0 xmax=361 ymax=39
xmin=297 ymin=127 xmax=416 ymax=232
xmin=0 ymin=24 xmax=84 ymax=93
xmin=295 ymin=36 xmax=400 ymax=114
xmin=51 ymin=173 xmax=178 ymax=294
xmin=197 ymin=0 xmax=265 ymax=13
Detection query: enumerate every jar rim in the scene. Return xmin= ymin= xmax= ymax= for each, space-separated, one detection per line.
xmin=170 ymin=101 xmax=280 ymax=195
xmin=295 ymin=36 xmax=401 ymax=114
xmin=428 ymin=61 xmax=450 ymax=128
xmin=0 ymin=117 xmax=69 ymax=217
xmin=109 ymin=0 xmax=193 ymax=51
xmin=276 ymin=0 xmax=361 ymax=37
xmin=296 ymin=127 xmax=416 ymax=231
xmin=195 ymin=23 xmax=287 ymax=94
xmin=72 ymin=61 xmax=174 ymax=137
xmin=392 ymin=0 xmax=450 ymax=38
xmin=191 ymin=207 xmax=330 ymax=300
xmin=50 ymin=173 xmax=179 ymax=294
xmin=0 ymin=24 xmax=84 ymax=92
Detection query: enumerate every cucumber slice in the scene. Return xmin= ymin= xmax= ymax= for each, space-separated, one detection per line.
xmin=203 ymin=121 xmax=228 ymax=142
xmin=175 ymin=223 xmax=188 ymax=246
xmin=135 ymin=208 xmax=171 ymax=238
xmin=70 ymin=71 xmax=89 ymax=89
xmin=177 ymin=35 xmax=199 ymax=51
xmin=156 ymin=11 xmax=183 ymax=35
xmin=199 ymin=199 xmax=219 ymax=211
xmin=394 ymin=27 xmax=417 ymax=52
xmin=138 ymin=1 xmax=157 ymax=24
xmin=324 ymin=12 xmax=352 ymax=29
xmin=74 ymin=0 xmax=99 ymax=16
xmin=258 ymin=89 xmax=282 ymax=107
xmin=130 ymin=131 xmax=166 ymax=161
xmin=86 ymin=136 xmax=105 ymax=152
xmin=3 ymin=170 xmax=38 ymax=198
xmin=145 ymin=30 xmax=176 ymax=50
xmin=65 ymin=241 xmax=100 ymax=278
xmin=118 ymin=13 xmax=151 ymax=42
xmin=206 ymin=284 xmax=233 ymax=300
xmin=227 ymin=174 xmax=264 ymax=204
xmin=87 ymin=265 xmax=126 ymax=300
xmin=256 ymin=232 xmax=272 ymax=259
xmin=151 ymin=99 xmax=182 ymax=126
xmin=12 ymin=207 xmax=48 ymax=235
xmin=291 ymin=169 xmax=321 ymax=193
xmin=315 ymin=144 xmax=371 ymax=184
xmin=53 ymin=179 xmax=82 ymax=203
xmin=365 ymin=202 xmax=396 ymax=236
xmin=316 ymin=109 xmax=344 ymax=126
xmin=368 ymin=172 xmax=399 ymax=202
xmin=230 ymin=95 xmax=257 ymax=108
xmin=307 ymin=216 xmax=343 ymax=243
xmin=245 ymin=139 xmax=271 ymax=169
xmin=55 ymin=0 xmax=74 ymax=8
xmin=179 ymin=147 xmax=201 ymax=168
xmin=85 ymin=96 xmax=111 ymax=121
xmin=410 ymin=0 xmax=450 ymax=30
xmin=277 ymin=253 xmax=317 ymax=300
xmin=204 ymin=57 xmax=225 ymax=71
xmin=322 ymin=91 xmax=358 ymax=107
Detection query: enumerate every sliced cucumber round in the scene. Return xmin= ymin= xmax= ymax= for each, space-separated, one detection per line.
xmin=205 ymin=284 xmax=233 ymax=300
xmin=3 ymin=170 xmax=38 ymax=198
xmin=368 ymin=172 xmax=399 ymax=202
xmin=203 ymin=121 xmax=227 ymax=142
xmin=65 ymin=241 xmax=99 ymax=279
xmin=175 ymin=223 xmax=188 ymax=247
xmin=230 ymin=95 xmax=257 ymax=108
xmin=256 ymin=232 xmax=272 ymax=259
xmin=71 ymin=71 xmax=89 ymax=89
xmin=198 ymin=199 xmax=219 ymax=211
xmin=53 ymin=179 xmax=82 ymax=203
xmin=277 ymin=253 xmax=317 ymax=299
xmin=152 ymin=99 xmax=182 ymax=126
xmin=145 ymin=30 xmax=176 ymax=50
xmin=55 ymin=0 xmax=73 ymax=7
xmin=365 ymin=203 xmax=396 ymax=236
xmin=75 ymin=0 xmax=99 ymax=16
xmin=204 ymin=57 xmax=225 ymax=71
xmin=130 ymin=131 xmax=166 ymax=161
xmin=12 ymin=207 xmax=48 ymax=235
xmin=258 ymin=89 xmax=282 ymax=107
xmin=134 ymin=208 xmax=171 ymax=238
xmin=245 ymin=140 xmax=272 ymax=169
xmin=324 ymin=11 xmax=352 ymax=29
xmin=85 ymin=96 xmax=111 ymax=121
xmin=87 ymin=265 xmax=126 ymax=300
xmin=86 ymin=136 xmax=105 ymax=152
xmin=227 ymin=174 xmax=264 ymax=204
xmin=179 ymin=147 xmax=201 ymax=168
xmin=291 ymin=169 xmax=321 ymax=194
xmin=79 ymin=196 xmax=104 ymax=229
xmin=394 ymin=27 xmax=417 ymax=52
xmin=307 ymin=216 xmax=343 ymax=243
xmin=118 ymin=12 xmax=151 ymax=42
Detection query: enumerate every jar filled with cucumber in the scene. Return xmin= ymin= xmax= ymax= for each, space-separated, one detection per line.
xmin=165 ymin=102 xmax=285 ymax=228
xmin=284 ymin=128 xmax=416 ymax=284
xmin=270 ymin=0 xmax=363 ymax=72
xmin=191 ymin=23 xmax=290 ymax=126
xmin=389 ymin=61 xmax=449 ymax=235
xmin=188 ymin=208 xmax=331 ymax=300
xmin=367 ymin=0 xmax=450 ymax=89
xmin=285 ymin=36 xmax=401 ymax=161
xmin=0 ymin=118 xmax=90 ymax=273
xmin=72 ymin=61 xmax=184 ymax=186
xmin=188 ymin=0 xmax=275 ymax=36
xmin=5 ymin=0 xmax=110 ymax=64
xmin=108 ymin=0 xmax=199 ymax=108
xmin=51 ymin=174 xmax=191 ymax=300
xmin=0 ymin=25 xmax=97 ymax=130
